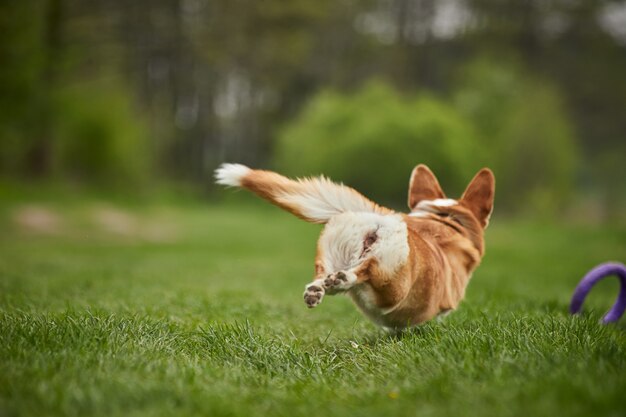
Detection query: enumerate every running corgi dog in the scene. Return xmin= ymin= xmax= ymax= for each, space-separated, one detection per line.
xmin=215 ymin=163 xmax=495 ymax=329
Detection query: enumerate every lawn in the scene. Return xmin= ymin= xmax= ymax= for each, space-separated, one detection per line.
xmin=0 ymin=197 xmax=625 ymax=417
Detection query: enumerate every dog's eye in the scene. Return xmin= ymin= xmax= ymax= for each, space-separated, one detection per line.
xmin=437 ymin=212 xmax=450 ymax=218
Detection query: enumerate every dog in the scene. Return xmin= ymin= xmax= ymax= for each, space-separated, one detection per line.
xmin=215 ymin=163 xmax=495 ymax=329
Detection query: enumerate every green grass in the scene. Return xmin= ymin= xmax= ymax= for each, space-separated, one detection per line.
xmin=0 ymin=199 xmax=625 ymax=417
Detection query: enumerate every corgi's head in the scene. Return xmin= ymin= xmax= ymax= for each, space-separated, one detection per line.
xmin=408 ymin=164 xmax=495 ymax=254
xmin=409 ymin=164 xmax=495 ymax=227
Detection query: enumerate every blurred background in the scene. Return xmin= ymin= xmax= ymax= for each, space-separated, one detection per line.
xmin=1 ymin=0 xmax=625 ymax=221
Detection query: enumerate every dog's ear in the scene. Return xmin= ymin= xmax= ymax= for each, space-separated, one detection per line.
xmin=459 ymin=168 xmax=495 ymax=229
xmin=408 ymin=164 xmax=446 ymax=210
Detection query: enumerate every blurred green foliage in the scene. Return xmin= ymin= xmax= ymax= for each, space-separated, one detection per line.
xmin=0 ymin=77 xmax=151 ymax=187
xmin=0 ymin=0 xmax=624 ymax=219
xmin=276 ymin=66 xmax=579 ymax=213
xmin=0 ymin=0 xmax=48 ymax=175
xmin=275 ymin=82 xmax=479 ymax=205
xmin=454 ymin=59 xmax=579 ymax=214
xmin=54 ymin=81 xmax=151 ymax=186
xmin=0 ymin=1 xmax=151 ymax=187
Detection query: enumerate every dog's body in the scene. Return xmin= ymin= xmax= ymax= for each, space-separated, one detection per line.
xmin=215 ymin=163 xmax=494 ymax=329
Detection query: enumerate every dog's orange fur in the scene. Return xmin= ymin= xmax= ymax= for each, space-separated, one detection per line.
xmin=216 ymin=163 xmax=494 ymax=328
xmin=240 ymin=170 xmax=392 ymax=223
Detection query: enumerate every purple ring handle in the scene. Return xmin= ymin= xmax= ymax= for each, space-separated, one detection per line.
xmin=569 ymin=262 xmax=626 ymax=324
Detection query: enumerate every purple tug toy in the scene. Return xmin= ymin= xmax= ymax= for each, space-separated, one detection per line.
xmin=570 ymin=262 xmax=626 ymax=324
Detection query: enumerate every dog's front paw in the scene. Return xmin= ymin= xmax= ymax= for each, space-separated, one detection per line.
xmin=303 ymin=284 xmax=324 ymax=308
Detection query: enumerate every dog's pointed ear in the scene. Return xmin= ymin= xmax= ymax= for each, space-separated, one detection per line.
xmin=408 ymin=164 xmax=446 ymax=210
xmin=460 ymin=168 xmax=495 ymax=229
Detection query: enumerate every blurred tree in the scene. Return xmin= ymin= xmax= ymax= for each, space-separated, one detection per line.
xmin=454 ymin=58 xmax=579 ymax=214
xmin=0 ymin=0 xmax=48 ymax=175
xmin=0 ymin=0 xmax=624 ymax=216
xmin=275 ymin=81 xmax=480 ymax=205
xmin=54 ymin=79 xmax=151 ymax=185
xmin=464 ymin=0 xmax=626 ymax=218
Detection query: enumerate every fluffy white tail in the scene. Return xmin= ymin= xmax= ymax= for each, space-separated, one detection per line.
xmin=214 ymin=163 xmax=390 ymax=224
